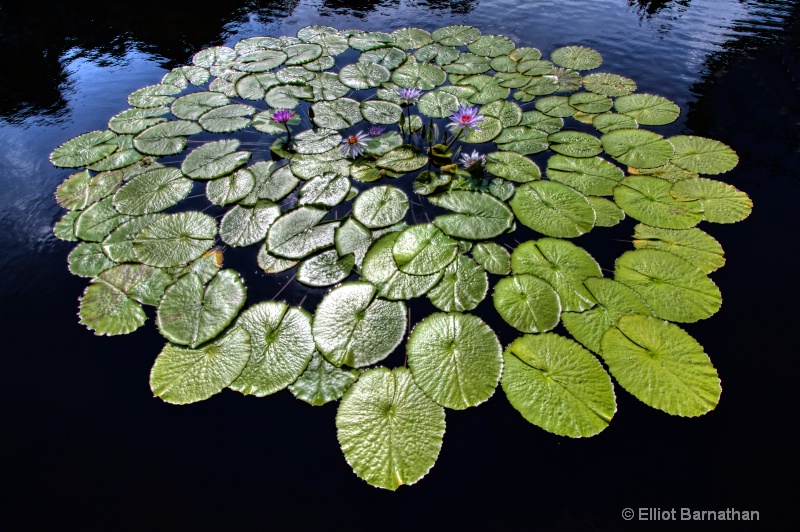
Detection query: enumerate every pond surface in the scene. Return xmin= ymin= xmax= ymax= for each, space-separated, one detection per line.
xmin=2 ymin=0 xmax=797 ymax=528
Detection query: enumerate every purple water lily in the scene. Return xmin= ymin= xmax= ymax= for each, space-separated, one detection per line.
xmin=396 ymin=87 xmax=424 ymax=104
xmin=272 ymin=109 xmax=296 ymax=124
xmin=447 ymin=105 xmax=484 ymax=140
xmin=368 ymin=125 xmax=386 ymax=136
xmin=459 ymin=150 xmax=487 ymax=170
xmin=341 ymin=131 xmax=371 ymax=159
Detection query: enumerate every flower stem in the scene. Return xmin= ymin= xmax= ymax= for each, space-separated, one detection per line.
xmin=445 ymin=129 xmax=463 ymax=149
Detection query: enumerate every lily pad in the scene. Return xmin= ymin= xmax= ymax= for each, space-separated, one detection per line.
xmin=193 ymin=46 xmax=237 ymax=68
xmin=172 ymin=91 xmax=230 ymax=120
xmin=198 ymin=104 xmax=255 ymax=133
xmin=442 ymin=54 xmax=491 ymax=75
xmin=430 ymin=190 xmax=514 ymax=239
xmin=149 ymin=326 xmax=251 ymax=405
xmin=600 ymin=315 xmax=721 ymax=416
xmin=494 ymin=126 xmax=550 ymax=155
xmin=587 ymin=196 xmax=625 ymax=227
xmin=133 ymin=120 xmax=203 ymax=156
xmin=312 ymin=98 xmax=363 ymax=130
xmin=480 ymin=100 xmax=522 ymax=127
xmin=418 ymin=91 xmax=460 ymax=118
xmin=592 ymin=112 xmax=638 ymax=134
xmin=79 ymin=280 xmax=146 ymax=336
xmin=493 ymin=274 xmax=561 ymax=333
xmin=353 ymin=185 xmax=409 ymax=228
xmin=267 ymin=206 xmax=338 ymax=259
xmin=668 ymin=136 xmax=739 ymax=175
xmin=99 ymin=263 xmax=173 ymax=306
xmin=293 ymin=128 xmax=342 ymax=155
xmin=467 ymin=34 xmax=515 ymax=57
xmin=582 ymin=73 xmax=637 ymax=96
xmin=460 ymin=116 xmax=503 ymax=144
xmin=568 ymin=92 xmax=612 ymax=114
xmin=68 ymin=242 xmax=117 ymax=278
xmin=100 ymin=214 xmax=165 ymax=262
xmin=298 ymin=173 xmax=350 ymax=207
xmin=156 ymin=269 xmax=246 ymax=347
xmin=339 ymin=62 xmax=391 ymax=90
xmin=133 ymin=212 xmax=217 ymax=268
xmin=264 ymin=84 xmax=313 ymax=109
xmin=601 ymin=129 xmax=674 ymax=168
xmin=671 ymin=178 xmax=751 ymax=224
xmin=206 ymin=168 xmax=256 ymax=206
xmin=546 ymin=154 xmax=624 ymax=196
xmin=128 ymin=84 xmax=181 ymax=108
xmin=375 ymin=147 xmax=428 ymax=173
xmin=392 ymin=61 xmax=447 ymax=90
xmin=74 ymin=197 xmax=120 ymax=242
xmin=432 ymin=25 xmax=481 ymax=46
xmin=547 ymin=131 xmax=602 ymax=158
xmin=472 ymin=241 xmax=511 ymax=275
xmin=336 ymin=367 xmax=445 ymax=490
xmin=181 ymin=139 xmax=251 ymax=179
xmin=361 ymin=232 xmax=442 ymax=300
xmin=511 ymin=238 xmax=602 ymax=312
xmin=289 ymin=351 xmax=359 ymax=406
xmin=502 ymin=333 xmax=616 ymax=437
xmin=614 ymin=94 xmax=680 ymax=125
xmin=551 ymin=46 xmax=602 ymax=70
xmin=391 ymin=27 xmax=433 ymax=49
xmin=307 ymin=73 xmax=350 ymax=101
xmin=50 ymin=130 xmax=118 ymax=168
xmin=393 ymin=224 xmax=458 ymax=275
xmin=360 ymin=100 xmax=402 ymax=124
xmin=230 ymin=302 xmax=315 ymax=397
xmin=359 ymin=47 xmax=407 ymax=70
xmin=613 ymin=175 xmax=703 ymax=229
xmin=219 ymin=200 xmax=281 ymax=247
xmin=510 ymin=181 xmax=596 ymax=238
xmin=415 ymin=43 xmax=460 ymax=65
xmin=614 ymin=249 xmax=722 ymax=323
xmin=109 ymin=107 xmax=170 ymax=135
xmin=161 ymin=65 xmax=210 ymax=89
xmin=561 ymin=277 xmax=654 ymax=354
xmin=297 ymin=249 xmax=355 ymax=287
xmin=112 ymin=167 xmax=192 ymax=215
xmin=55 ymin=169 xmax=123 ymax=211
xmin=257 ymin=243 xmax=298 ymax=274
xmin=632 ymin=224 xmax=725 ymax=274
xmin=426 ymin=256 xmax=488 ymax=312
xmin=335 ymin=218 xmax=373 ymax=267
xmin=313 ymin=282 xmax=406 ymax=367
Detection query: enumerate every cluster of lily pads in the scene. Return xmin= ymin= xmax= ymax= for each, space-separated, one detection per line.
xmin=50 ymin=25 xmax=752 ymax=490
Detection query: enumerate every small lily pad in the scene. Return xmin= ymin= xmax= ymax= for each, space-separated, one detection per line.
xmin=128 ymin=84 xmax=181 ymax=108
xmin=510 ymin=181 xmax=596 ymax=238
xmin=206 ymin=168 xmax=256 ymax=206
xmin=339 ymin=62 xmax=391 ymax=89
xmin=74 ymin=197 xmax=120 ymax=242
xmin=546 ymin=154 xmax=624 ymax=196
xmin=547 ymin=131 xmax=602 ymax=158
xmin=432 ymin=25 xmax=481 ymax=46
xmin=568 ymin=92 xmax=612 ymax=114
xmin=472 ymin=242 xmax=511 ymax=275
xmin=289 ymin=351 xmax=359 ymax=406
xmin=55 ymin=169 xmax=123 ymax=211
xmin=267 ymin=206 xmax=338 ymax=259
xmin=219 ymin=200 xmax=281 ymax=247
xmin=198 ymin=104 xmax=255 ymax=133
xmin=297 ymin=249 xmax=355 ymax=287
xmin=391 ymin=27 xmax=433 ymax=49
xmin=582 ymin=73 xmax=637 ymax=96
xmin=551 ymin=46 xmax=602 ymax=70
xmin=361 ymin=232 xmax=443 ymax=300
xmin=181 ymin=139 xmax=251 ymax=179
xmin=418 ymin=91 xmax=460 ymax=118
xmin=392 ymin=61 xmax=447 ymax=90
xmin=133 ymin=120 xmax=203 ymax=156
xmin=109 ymin=107 xmax=170 ymax=135
xmin=312 ymin=98 xmax=363 ymax=130
xmin=493 ymin=274 xmax=561 ymax=333
xmin=467 ymin=34 xmax=515 ymax=57
xmin=587 ymin=196 xmax=625 ymax=227
xmin=293 ymin=128 xmax=343 ymax=155
xmin=353 ymin=185 xmax=409 ymax=228
xmin=69 ymin=242 xmax=117 ymax=277
xmin=668 ymin=136 xmax=739 ymax=175
xmin=592 ymin=112 xmax=638 ymax=134
xmin=670 ymin=177 xmax=751 ymax=223
xmin=172 ymin=91 xmax=230 ymax=120
xmin=393 ymin=224 xmax=458 ymax=275
xmin=430 ymin=190 xmax=514 ymax=239
xmin=426 ymin=256 xmax=488 ymax=312
xmin=79 ymin=279 xmax=146 ymax=336
xmin=614 ymin=94 xmax=680 ymax=125
xmin=375 ymin=147 xmax=428 ymax=173
xmin=360 ymin=100 xmax=402 ymax=124
xmin=50 ymin=130 xmax=118 ymax=168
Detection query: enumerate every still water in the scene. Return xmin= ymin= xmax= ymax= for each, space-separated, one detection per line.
xmin=2 ymin=0 xmax=797 ymax=528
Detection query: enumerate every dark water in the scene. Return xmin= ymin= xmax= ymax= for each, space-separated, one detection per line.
xmin=2 ymin=0 xmax=798 ymax=528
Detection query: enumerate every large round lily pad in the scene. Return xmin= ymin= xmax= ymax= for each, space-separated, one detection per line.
xmin=510 ymin=181 xmax=596 ymax=238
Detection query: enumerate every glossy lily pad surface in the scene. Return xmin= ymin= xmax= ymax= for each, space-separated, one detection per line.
xmin=51 ymin=26 xmax=749 ymax=490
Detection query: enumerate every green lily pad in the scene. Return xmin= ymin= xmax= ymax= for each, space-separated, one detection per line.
xmin=613 ymin=175 xmax=703 ymax=229
xmin=219 ymin=200 xmax=281 ymax=247
xmin=198 ymin=104 xmax=255 ymax=133
xmin=587 ymin=196 xmax=625 ymax=227
xmin=442 ymin=53 xmax=491 ymax=75
xmin=68 ymin=242 xmax=117 ymax=278
xmin=375 ymin=147 xmax=428 ymax=173
xmin=614 ymin=249 xmax=721 ymax=323
xmin=156 ymin=269 xmax=246 ymax=348
xmin=591 ymin=112 xmax=638 ymax=134
xmin=267 ymin=206 xmax=338 ymax=259
xmin=109 ymin=107 xmax=170 ymax=135
xmin=472 ymin=242 xmax=511 ymax=275
xmin=50 ymin=130 xmax=118 ymax=168
xmin=546 ymin=154 xmax=624 ymax=196
xmin=87 ymin=146 xmax=143 ymax=172
xmin=391 ymin=27 xmax=433 ymax=49
xmin=348 ymin=31 xmax=394 ymax=51
xmin=353 ymin=185 xmax=409 ymax=228
xmin=133 ymin=212 xmax=217 ymax=268
xmin=429 ymin=190 xmax=514 ymax=239
xmin=360 ymin=100 xmax=402 ymax=124
xmin=426 ymin=256 xmax=488 ymax=312
xmin=339 ymin=62 xmax=391 ymax=89
xmin=112 ymin=167 xmax=192 ymax=215
xmin=432 ymin=25 xmax=481 ymax=46
xmin=600 ymin=315 xmax=721 ymax=416
xmin=264 ymin=84 xmax=313 ymax=109
xmin=561 ymin=277 xmax=654 ymax=354
xmin=298 ymin=173 xmax=350 ymax=207
xmin=485 ymin=151 xmax=540 ymax=183
xmin=306 ymin=32 xmax=349 ymax=56
xmin=467 ymin=34 xmax=515 ymax=57
xmin=614 ymin=94 xmax=680 ymax=125
xmin=568 ymin=92 xmax=613 ymax=114
xmin=234 ymin=49 xmax=287 ymax=72
xmin=547 ymin=131 xmax=602 ymax=158
xmin=74 ymin=197 xmax=120 ymax=242
xmin=668 ymin=136 xmax=739 ymax=175
xmin=313 ymin=281 xmax=406 ymax=367
xmin=291 ymin=148 xmax=351 ymax=179
xmin=133 ymin=120 xmax=203 ymax=156
xmin=150 ymin=326 xmax=251 ymax=405
xmin=55 ymin=169 xmax=122 ymax=211
xmin=193 ymin=46 xmax=237 ymax=67
xmin=297 ymin=249 xmax=355 ymax=287
xmin=79 ymin=279 xmax=146 ymax=336
xmin=415 ymin=43 xmax=461 ymax=65
xmin=276 ymin=66 xmax=316 ymax=84
xmin=312 ymin=98 xmax=363 ymax=130
xmin=293 ymin=128 xmax=342 ymax=155
xmin=461 ymin=75 xmax=511 ymax=105
xmin=628 ymin=162 xmax=698 ymax=183
xmin=206 ymin=168 xmax=256 ymax=206
xmin=99 ymin=263 xmax=173 ymax=306
xmin=359 ymin=47 xmax=407 ymax=70
xmin=169 ymin=249 xmax=223 ymax=285
xmin=289 ymin=351 xmax=359 ymax=406
xmin=582 ymin=73 xmax=637 ymax=96
xmin=361 ymin=232 xmax=443 ymax=300
xmin=365 ymin=132 xmax=403 ymax=156
xmin=336 ymin=367 xmax=445 ymax=490
xmin=488 ymin=178 xmax=515 ymax=201
xmin=461 ymin=115 xmax=503 ymax=144
xmin=418 ymin=91 xmax=460 ymax=118
xmin=502 ymin=333 xmax=615 ymax=437
xmin=601 ymin=129 xmax=674 ymax=168
xmin=257 ymin=242 xmax=298 ymax=274
xmin=335 ymin=218 xmax=372 ymax=267
xmin=511 ymin=238 xmax=602 ymax=312
xmin=100 ymin=214 xmax=165 ymax=262
xmin=230 ymin=302 xmax=315 ymax=397
xmin=494 ymin=126 xmax=550 ymax=155
xmin=181 ymin=139 xmax=251 ymax=179
xmin=551 ymin=46 xmax=602 ymax=70
xmin=54 ymin=210 xmax=80 ymax=241
xmin=489 ymin=55 xmax=518 ymax=73
xmin=517 ymin=59 xmax=555 ymax=77
xmin=671 ymin=178 xmax=752 ymax=223
xmin=510 ymin=181 xmax=596 ymax=238
xmin=172 ymin=92 xmax=230 ymax=120
xmin=493 ymin=274 xmax=561 ymax=333
xmin=632 ymin=224 xmax=725 ymax=274
xmin=161 ymin=65 xmax=210 ymax=89
xmin=480 ymin=100 xmax=522 ymax=127
xmin=128 ymin=84 xmax=181 ymax=108
xmin=392 ymin=61 xmax=447 ymax=90
xmin=307 ymin=73 xmax=350 ymax=101
xmin=393 ymin=223 xmax=458 ymax=275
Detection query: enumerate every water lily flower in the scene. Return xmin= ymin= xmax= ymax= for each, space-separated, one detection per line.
xmin=341 ymin=131 xmax=371 ymax=158
xmin=459 ymin=150 xmax=487 ymax=170
xmin=447 ymin=105 xmax=484 ymax=139
xmin=368 ymin=125 xmax=386 ymax=136
xmin=396 ymin=87 xmax=424 ymax=104
xmin=272 ymin=109 xmax=296 ymax=124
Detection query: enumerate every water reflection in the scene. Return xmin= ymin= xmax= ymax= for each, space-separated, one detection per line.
xmin=628 ymin=0 xmax=691 ymax=18
xmin=408 ymin=0 xmax=480 ymax=15
xmin=320 ymin=0 xmax=401 ymax=18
